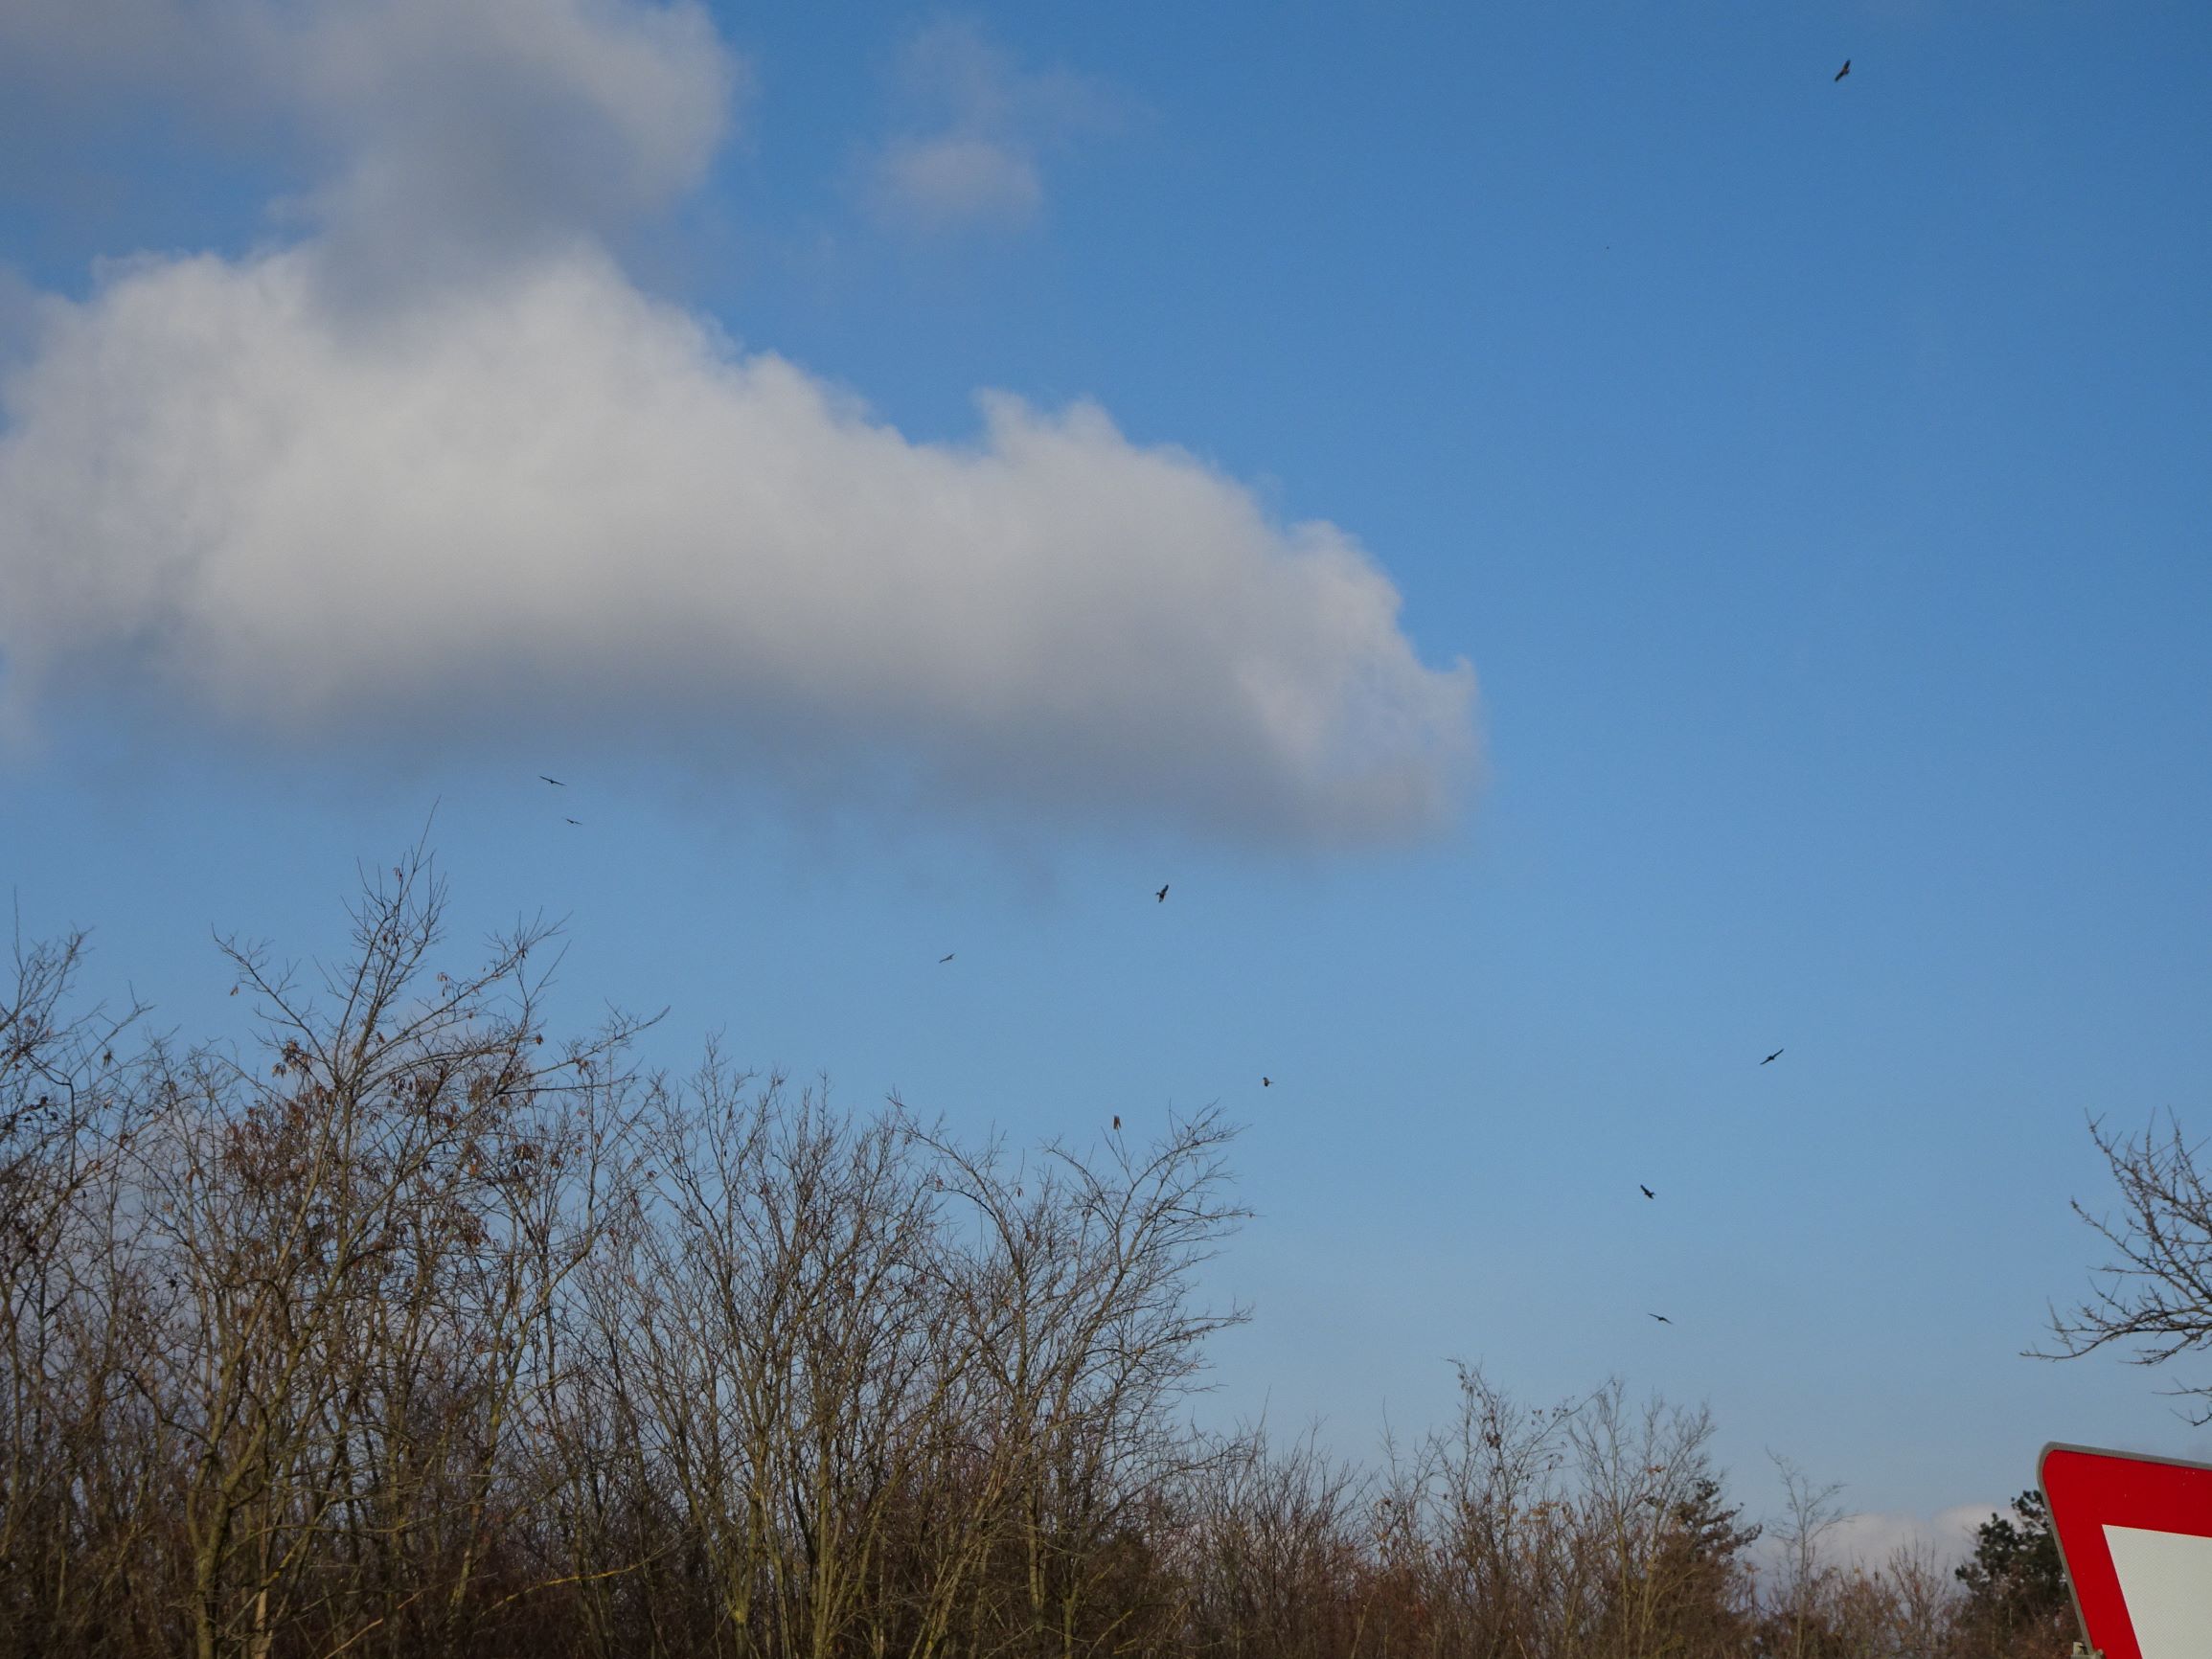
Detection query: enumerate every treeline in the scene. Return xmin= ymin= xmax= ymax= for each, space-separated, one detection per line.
xmin=2 ymin=859 xmax=2074 ymax=1658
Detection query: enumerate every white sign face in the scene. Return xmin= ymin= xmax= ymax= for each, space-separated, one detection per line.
xmin=2103 ymin=1525 xmax=2212 ymax=1659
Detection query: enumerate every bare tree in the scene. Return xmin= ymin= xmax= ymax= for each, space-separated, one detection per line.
xmin=1760 ymin=1455 xmax=1846 ymax=1659
xmin=609 ymin=1065 xmax=948 ymax=1658
xmin=918 ymin=1105 xmax=1250 ymax=1659
xmin=1875 ymin=1542 xmax=1965 ymax=1659
xmin=2042 ymin=1111 xmax=2212 ymax=1420
xmin=1175 ymin=1422 xmax=1370 ymax=1659
xmin=0 ymin=925 xmax=158 ymax=1654
xmin=0 ymin=856 xmax=2038 ymax=1659
xmin=1568 ymin=1385 xmax=1753 ymax=1658
xmin=113 ymin=852 xmax=649 ymax=1659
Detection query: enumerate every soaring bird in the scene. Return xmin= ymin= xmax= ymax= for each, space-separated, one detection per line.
xmin=939 ymin=953 xmax=955 ymax=964
xmin=1834 ymin=59 xmax=1851 ymax=81
xmin=1649 ymin=1313 xmax=1673 ymax=1325
xmin=565 ymin=818 xmax=582 ymax=827
xmin=1640 ymin=1185 xmax=1655 ymax=1200
xmin=1761 ymin=1048 xmax=1784 ymax=1065
xmin=1155 ymin=884 xmax=1170 ymax=903
xmin=540 ymin=775 xmax=565 ymax=786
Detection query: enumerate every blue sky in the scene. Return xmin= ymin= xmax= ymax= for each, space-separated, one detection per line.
xmin=4 ymin=0 xmax=2210 ymax=1551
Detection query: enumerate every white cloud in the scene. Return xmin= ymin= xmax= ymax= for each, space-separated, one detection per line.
xmin=1817 ymin=1502 xmax=1990 ymax=1570
xmin=862 ymin=18 xmax=1122 ymax=233
xmin=0 ymin=245 xmax=1474 ymax=843
xmin=274 ymin=0 xmax=740 ymax=285
xmin=870 ymin=134 xmax=1042 ymax=230
xmin=0 ymin=0 xmax=741 ymax=277
xmin=0 ymin=267 xmax=47 ymax=375
xmin=0 ymin=0 xmax=217 ymax=88
xmin=0 ymin=0 xmax=1477 ymax=846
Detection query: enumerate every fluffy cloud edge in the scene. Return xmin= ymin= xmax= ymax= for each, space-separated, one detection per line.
xmin=0 ymin=241 xmax=1478 ymax=847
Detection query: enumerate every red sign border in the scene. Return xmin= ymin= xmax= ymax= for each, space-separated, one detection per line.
xmin=2039 ymin=1440 xmax=2212 ymax=1659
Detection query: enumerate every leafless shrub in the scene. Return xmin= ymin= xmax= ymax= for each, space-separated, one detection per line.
xmin=1175 ymin=1423 xmax=1369 ymax=1659
xmin=0 ymin=862 xmax=2027 ymax=1659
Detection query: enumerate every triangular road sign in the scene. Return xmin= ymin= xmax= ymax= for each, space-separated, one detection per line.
xmin=2041 ymin=1442 xmax=2212 ymax=1659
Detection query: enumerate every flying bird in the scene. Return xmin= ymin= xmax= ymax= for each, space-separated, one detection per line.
xmin=1649 ymin=1313 xmax=1672 ymax=1325
xmin=1761 ymin=1048 xmax=1784 ymax=1065
xmin=565 ymin=818 xmax=582 ymax=827
xmin=1155 ymin=884 xmax=1170 ymax=903
xmin=1262 ymin=1077 xmax=1271 ymax=1087
xmin=539 ymin=775 xmax=565 ymax=786
xmin=939 ymin=953 xmax=955 ymax=964
xmin=1834 ymin=59 xmax=1850 ymax=81
xmin=1640 ymin=1185 xmax=1655 ymax=1200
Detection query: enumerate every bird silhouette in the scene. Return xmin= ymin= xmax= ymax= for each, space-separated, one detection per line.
xmin=939 ymin=952 xmax=955 ymax=964
xmin=1155 ymin=884 xmax=1170 ymax=903
xmin=1262 ymin=1077 xmax=1271 ymax=1087
xmin=1112 ymin=1115 xmax=1121 ymax=1131
xmin=540 ymin=775 xmax=565 ymax=786
xmin=1640 ymin=1185 xmax=1655 ymax=1200
xmin=1650 ymin=1313 xmax=1673 ymax=1325
xmin=1761 ymin=1048 xmax=1784 ymax=1065
xmin=1834 ymin=59 xmax=1850 ymax=81
xmin=565 ymin=818 xmax=582 ymax=827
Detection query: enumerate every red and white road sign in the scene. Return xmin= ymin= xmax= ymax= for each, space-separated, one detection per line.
xmin=2041 ymin=1443 xmax=2212 ymax=1659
